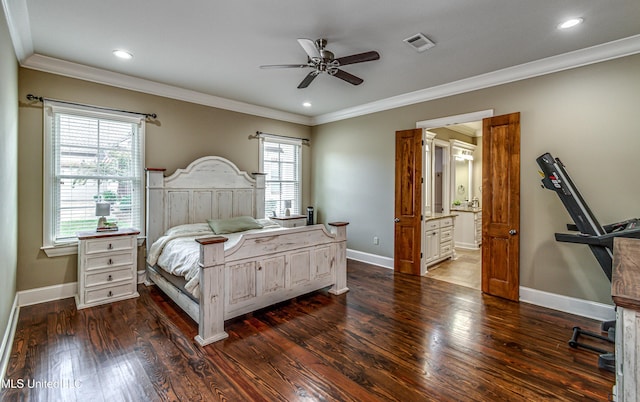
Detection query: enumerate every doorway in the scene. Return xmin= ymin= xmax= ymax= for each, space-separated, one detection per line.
xmin=426 ymin=121 xmax=483 ymax=290
xmin=395 ymin=111 xmax=520 ymax=301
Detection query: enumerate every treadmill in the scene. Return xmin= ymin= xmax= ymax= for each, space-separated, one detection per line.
xmin=536 ymin=152 xmax=640 ymax=372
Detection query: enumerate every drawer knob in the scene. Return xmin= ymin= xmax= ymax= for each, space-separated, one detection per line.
xmin=108 ymin=291 xmax=113 ymax=297
xmin=108 ymin=243 xmax=113 ymax=250
xmin=107 ymin=275 xmax=113 ymax=281
xmin=108 ymin=258 xmax=113 ymax=265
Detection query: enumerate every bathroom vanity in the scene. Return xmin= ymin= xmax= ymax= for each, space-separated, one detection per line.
xmin=424 ymin=214 xmax=456 ymax=267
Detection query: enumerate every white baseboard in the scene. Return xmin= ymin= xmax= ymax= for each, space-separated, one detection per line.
xmin=17 ymin=282 xmax=77 ymax=307
xmin=454 ymin=243 xmax=480 ymax=250
xmin=347 ymin=249 xmax=393 ymax=269
xmin=17 ymin=273 xmax=146 ymax=307
xmin=11 ymin=260 xmax=616 ymax=326
xmin=347 ymin=249 xmax=615 ymax=322
xmin=1 ymin=294 xmax=19 ymax=380
xmin=519 ymin=286 xmax=616 ymax=322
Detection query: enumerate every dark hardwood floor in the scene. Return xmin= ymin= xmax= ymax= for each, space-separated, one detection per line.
xmin=2 ymin=260 xmax=614 ymax=401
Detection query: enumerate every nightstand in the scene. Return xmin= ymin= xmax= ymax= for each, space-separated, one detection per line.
xmin=76 ymin=228 xmax=140 ymax=309
xmin=271 ymin=215 xmax=307 ymax=228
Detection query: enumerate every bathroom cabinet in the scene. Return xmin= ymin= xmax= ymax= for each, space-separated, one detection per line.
xmin=451 ymin=208 xmax=482 ymax=249
xmin=424 ymin=215 xmax=456 ymax=268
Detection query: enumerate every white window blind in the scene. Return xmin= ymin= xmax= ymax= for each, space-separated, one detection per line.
xmin=260 ymin=137 xmax=301 ymax=217
xmin=43 ymin=102 xmax=145 ymax=247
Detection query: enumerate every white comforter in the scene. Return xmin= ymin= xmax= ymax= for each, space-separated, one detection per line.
xmin=147 ymin=220 xmax=283 ymax=298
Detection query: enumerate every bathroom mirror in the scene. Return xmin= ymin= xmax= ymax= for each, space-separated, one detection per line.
xmin=450 ymin=140 xmax=476 ymax=207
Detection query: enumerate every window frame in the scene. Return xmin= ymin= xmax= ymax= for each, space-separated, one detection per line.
xmin=259 ymin=135 xmax=302 ymax=218
xmin=41 ymin=101 xmax=146 ymax=257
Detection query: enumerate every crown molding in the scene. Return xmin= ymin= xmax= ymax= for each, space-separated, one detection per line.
xmin=312 ymin=34 xmax=640 ymax=125
xmin=20 ymin=54 xmax=313 ymax=126
xmin=1 ymin=0 xmax=32 ymax=62
xmin=7 ymin=0 xmax=639 ymax=129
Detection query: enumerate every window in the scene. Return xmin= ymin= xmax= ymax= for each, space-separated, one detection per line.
xmin=259 ymin=136 xmax=302 ymax=218
xmin=42 ymin=101 xmax=145 ymax=255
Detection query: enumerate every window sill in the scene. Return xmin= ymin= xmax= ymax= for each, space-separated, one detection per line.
xmin=41 ymin=243 xmax=78 ymax=257
xmin=42 ymin=236 xmax=146 ymax=257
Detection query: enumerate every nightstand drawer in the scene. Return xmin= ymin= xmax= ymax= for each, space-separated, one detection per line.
xmin=85 ymin=283 xmax=135 ymax=305
xmin=85 ymin=267 xmax=134 ymax=288
xmin=85 ymin=237 xmax=134 ymax=254
xmin=85 ymin=252 xmax=134 ymax=271
xmin=271 ymin=216 xmax=307 ymax=228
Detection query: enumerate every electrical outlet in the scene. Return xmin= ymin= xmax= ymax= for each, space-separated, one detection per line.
xmin=373 ymin=236 xmax=379 ymax=245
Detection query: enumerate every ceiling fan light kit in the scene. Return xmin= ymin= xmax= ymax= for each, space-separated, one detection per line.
xmin=260 ymin=38 xmax=380 ymax=88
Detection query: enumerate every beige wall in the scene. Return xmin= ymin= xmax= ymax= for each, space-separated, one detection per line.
xmin=311 ymin=54 xmax=640 ymax=304
xmin=0 ymin=8 xmax=18 ymax=344
xmin=17 ymin=69 xmax=311 ymax=290
xmin=13 ymin=50 xmax=640 ymax=306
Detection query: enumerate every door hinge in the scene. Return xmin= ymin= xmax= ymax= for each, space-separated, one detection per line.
xmin=420 ymin=252 xmax=423 ymax=259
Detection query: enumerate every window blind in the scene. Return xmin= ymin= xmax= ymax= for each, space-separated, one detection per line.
xmin=44 ymin=102 xmax=144 ymax=244
xmin=261 ymin=138 xmax=301 ymax=217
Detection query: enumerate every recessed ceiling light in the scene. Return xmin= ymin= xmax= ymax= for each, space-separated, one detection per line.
xmin=302 ymin=102 xmax=312 ymax=108
xmin=113 ymin=49 xmax=133 ymax=59
xmin=558 ymin=18 xmax=584 ymax=30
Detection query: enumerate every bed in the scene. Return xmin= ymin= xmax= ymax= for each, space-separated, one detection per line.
xmin=145 ymin=156 xmax=348 ymax=346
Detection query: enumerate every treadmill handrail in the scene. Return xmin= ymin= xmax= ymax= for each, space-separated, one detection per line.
xmin=555 ymin=227 xmax=640 ymax=247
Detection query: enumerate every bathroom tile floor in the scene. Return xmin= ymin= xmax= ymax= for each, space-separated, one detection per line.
xmin=425 ymin=248 xmax=481 ymax=290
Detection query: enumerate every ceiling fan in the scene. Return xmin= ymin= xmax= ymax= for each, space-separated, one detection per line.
xmin=260 ymin=39 xmax=380 ymax=89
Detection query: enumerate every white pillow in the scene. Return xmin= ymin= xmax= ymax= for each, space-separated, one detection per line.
xmin=164 ymin=223 xmax=213 ymax=237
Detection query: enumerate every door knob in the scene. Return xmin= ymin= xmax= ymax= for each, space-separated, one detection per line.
xmin=509 ymin=229 xmax=517 ymax=235
xmin=394 ymin=218 xmax=400 ymax=222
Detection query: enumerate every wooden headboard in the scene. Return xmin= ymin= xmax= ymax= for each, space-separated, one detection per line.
xmin=146 ymin=156 xmax=265 ymax=252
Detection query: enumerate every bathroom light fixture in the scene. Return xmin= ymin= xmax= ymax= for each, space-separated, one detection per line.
xmin=113 ymin=49 xmax=133 ymax=59
xmin=558 ymin=18 xmax=583 ymax=30
xmin=302 ymin=102 xmax=312 ymax=108
xmin=455 ymin=150 xmax=474 ymax=161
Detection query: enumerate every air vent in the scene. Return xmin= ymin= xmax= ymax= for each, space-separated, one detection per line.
xmin=403 ymin=33 xmax=435 ymax=53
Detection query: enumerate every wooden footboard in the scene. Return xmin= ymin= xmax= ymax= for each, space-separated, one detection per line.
xmin=194 ymin=222 xmax=348 ymax=346
xmin=146 ymin=156 xmax=349 ymax=346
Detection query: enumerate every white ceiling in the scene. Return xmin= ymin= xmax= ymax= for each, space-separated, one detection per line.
xmin=4 ymin=0 xmax=640 ymax=125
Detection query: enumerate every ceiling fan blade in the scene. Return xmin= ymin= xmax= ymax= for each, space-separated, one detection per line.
xmin=297 ymin=71 xmax=320 ymax=89
xmin=332 ymin=69 xmax=364 ymax=85
xmin=260 ymin=64 xmax=310 ymax=69
xmin=297 ymin=38 xmax=321 ymax=59
xmin=335 ymin=51 xmax=380 ymax=66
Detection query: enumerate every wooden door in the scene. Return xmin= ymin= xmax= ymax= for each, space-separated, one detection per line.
xmin=482 ymin=113 xmax=520 ymax=301
xmin=394 ymin=129 xmax=423 ymax=275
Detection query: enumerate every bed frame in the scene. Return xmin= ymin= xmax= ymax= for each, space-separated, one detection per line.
xmin=145 ymin=156 xmax=348 ymax=346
